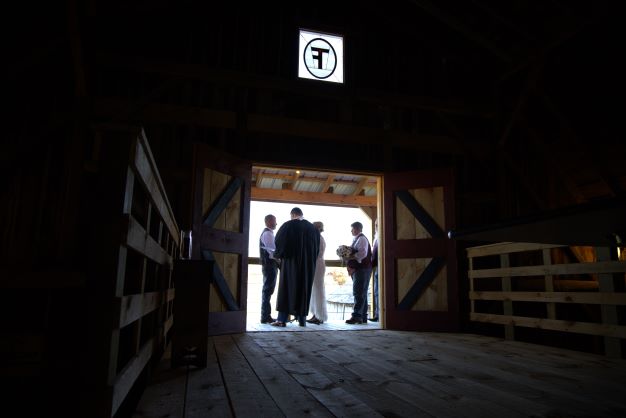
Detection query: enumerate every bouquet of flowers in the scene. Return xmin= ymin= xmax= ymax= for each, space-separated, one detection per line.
xmin=336 ymin=245 xmax=355 ymax=265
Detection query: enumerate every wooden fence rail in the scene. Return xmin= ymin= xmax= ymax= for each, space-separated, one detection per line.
xmin=89 ymin=125 xmax=180 ymax=417
xmin=467 ymin=242 xmax=626 ymax=357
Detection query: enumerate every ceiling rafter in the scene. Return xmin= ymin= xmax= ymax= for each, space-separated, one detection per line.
xmin=409 ymin=0 xmax=514 ymax=64
xmin=252 ymin=171 xmax=375 ymax=187
xmin=94 ymin=98 xmax=468 ymax=155
xmin=352 ymin=177 xmax=369 ymax=196
xmin=498 ymin=63 xmax=544 ymax=148
xmin=322 ymin=175 xmax=335 ymax=193
xmin=96 ymin=53 xmax=494 ymax=118
xmin=468 ymin=0 xmax=536 ymax=43
xmin=251 ymin=187 xmax=376 ymax=208
xmin=538 ymin=92 xmax=622 ymax=198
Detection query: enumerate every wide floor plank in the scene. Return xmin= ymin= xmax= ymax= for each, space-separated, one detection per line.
xmin=134 ymin=330 xmax=626 ymax=417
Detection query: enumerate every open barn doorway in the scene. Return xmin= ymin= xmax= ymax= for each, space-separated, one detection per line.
xmin=246 ymin=166 xmax=382 ymax=332
xmin=191 ymin=144 xmax=457 ymax=334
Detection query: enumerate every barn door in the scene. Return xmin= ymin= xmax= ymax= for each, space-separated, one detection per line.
xmin=191 ymin=144 xmax=251 ymax=335
xmin=383 ymin=168 xmax=458 ymax=331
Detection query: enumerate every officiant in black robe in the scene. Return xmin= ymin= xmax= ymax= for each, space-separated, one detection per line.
xmin=271 ymin=207 xmax=320 ymax=327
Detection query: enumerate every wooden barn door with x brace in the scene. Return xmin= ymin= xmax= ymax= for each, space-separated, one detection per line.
xmin=382 ymin=168 xmax=459 ymax=331
xmin=191 ymin=144 xmax=251 ymax=335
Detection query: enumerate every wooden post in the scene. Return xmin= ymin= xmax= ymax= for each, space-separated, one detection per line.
xmin=468 ymin=256 xmax=475 ymax=315
xmin=500 ymin=253 xmax=514 ymax=340
xmin=596 ymin=246 xmax=621 ymax=358
xmin=542 ymin=248 xmax=556 ymax=319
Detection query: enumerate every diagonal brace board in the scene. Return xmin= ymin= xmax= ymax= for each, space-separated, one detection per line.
xmin=395 ymin=190 xmax=445 ymax=238
xmin=203 ymin=177 xmax=243 ymax=227
xmin=398 ymin=256 xmax=446 ymax=310
xmin=202 ymin=250 xmax=239 ymax=311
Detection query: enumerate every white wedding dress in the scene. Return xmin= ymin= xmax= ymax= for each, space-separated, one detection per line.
xmin=309 ymin=235 xmax=328 ymax=322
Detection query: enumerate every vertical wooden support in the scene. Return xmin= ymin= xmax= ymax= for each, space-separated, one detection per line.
xmin=500 ymin=253 xmax=514 ymax=340
xmin=468 ymin=256 xmax=475 ymax=315
xmin=133 ymin=201 xmax=151 ymax=354
xmin=542 ymin=248 xmax=556 ymax=319
xmin=596 ymin=246 xmax=621 ymax=358
xmin=171 ymin=260 xmax=213 ymax=368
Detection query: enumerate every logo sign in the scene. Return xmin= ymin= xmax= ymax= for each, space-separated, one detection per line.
xmin=298 ymin=29 xmax=344 ymax=84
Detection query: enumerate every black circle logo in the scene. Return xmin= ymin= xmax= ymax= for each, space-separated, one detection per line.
xmin=303 ymin=38 xmax=337 ymax=79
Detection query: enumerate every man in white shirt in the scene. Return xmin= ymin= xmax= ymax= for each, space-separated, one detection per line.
xmin=259 ymin=214 xmax=278 ymax=323
xmin=346 ymin=221 xmax=372 ymax=324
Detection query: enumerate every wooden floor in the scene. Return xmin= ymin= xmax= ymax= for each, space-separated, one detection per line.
xmin=133 ymin=330 xmax=626 ymax=418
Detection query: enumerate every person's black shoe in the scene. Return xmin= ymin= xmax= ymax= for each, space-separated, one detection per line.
xmin=369 ymin=317 xmax=379 ymax=322
xmin=260 ymin=317 xmax=276 ymax=324
xmin=345 ymin=317 xmax=363 ymax=324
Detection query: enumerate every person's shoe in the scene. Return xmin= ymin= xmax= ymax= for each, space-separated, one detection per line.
xmin=310 ymin=318 xmax=323 ymax=325
xmin=345 ymin=317 xmax=363 ymax=324
xmin=306 ymin=316 xmax=317 ymax=323
xmin=260 ymin=317 xmax=276 ymax=324
xmin=270 ymin=321 xmax=286 ymax=327
xmin=369 ymin=317 xmax=379 ymax=322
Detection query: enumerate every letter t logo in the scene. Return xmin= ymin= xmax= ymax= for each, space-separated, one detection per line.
xmin=311 ymin=47 xmax=329 ymax=69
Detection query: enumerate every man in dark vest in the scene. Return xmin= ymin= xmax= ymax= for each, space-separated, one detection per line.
xmin=346 ymin=221 xmax=372 ymax=324
xmin=271 ymin=207 xmax=320 ymax=327
xmin=259 ymin=214 xmax=278 ymax=324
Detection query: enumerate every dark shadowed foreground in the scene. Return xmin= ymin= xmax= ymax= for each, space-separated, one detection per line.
xmin=134 ymin=330 xmax=626 ymax=417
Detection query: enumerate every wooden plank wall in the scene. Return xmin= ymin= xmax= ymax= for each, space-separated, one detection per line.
xmin=467 ymin=242 xmax=626 ymax=358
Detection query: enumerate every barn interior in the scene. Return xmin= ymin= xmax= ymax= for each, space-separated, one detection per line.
xmin=3 ymin=1 xmax=625 ymax=417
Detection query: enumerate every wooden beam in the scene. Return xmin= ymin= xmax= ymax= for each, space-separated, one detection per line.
xmin=468 ymin=0 xmax=536 ymax=42
xmin=352 ymin=177 xmax=368 ymax=196
xmin=538 ymin=93 xmax=622 ymax=197
xmin=409 ymin=0 xmax=514 ymax=64
xmin=466 ymin=242 xmax=564 ymax=258
xmin=252 ymin=172 xmax=372 ymax=188
xmin=290 ymin=170 xmax=300 ymax=190
xmin=471 ymin=313 xmax=626 ymax=339
xmin=497 ymin=20 xmax=592 ymax=85
xmin=322 ymin=175 xmax=335 ymax=192
xmin=251 ymin=187 xmax=377 ymax=207
xmin=524 ymin=123 xmax=586 ymax=204
xmin=500 ymin=150 xmax=547 ymax=210
xmin=470 ymin=291 xmax=626 ymax=305
xmin=254 ymin=170 xmax=265 ymax=187
xmin=97 ymin=53 xmax=493 ymax=117
xmin=469 ymin=260 xmax=626 ymax=279
xmin=360 ymin=207 xmax=377 ymax=221
xmin=497 ymin=64 xmax=542 ymax=147
xmin=94 ymin=98 xmax=466 ymax=155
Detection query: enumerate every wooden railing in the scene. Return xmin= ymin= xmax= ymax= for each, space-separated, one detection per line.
xmin=467 ymin=242 xmax=626 ymax=357
xmin=248 ymin=257 xmax=344 ymax=268
xmin=88 ymin=125 xmax=179 ymax=416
